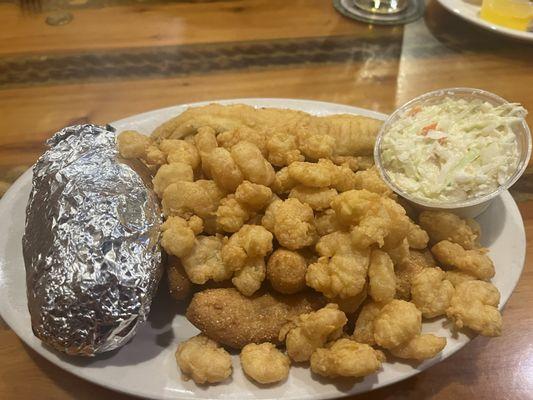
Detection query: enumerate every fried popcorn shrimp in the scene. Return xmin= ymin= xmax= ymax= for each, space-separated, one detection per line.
xmin=218 ymin=126 xmax=267 ymax=155
xmin=270 ymin=198 xmax=317 ymax=250
xmin=353 ymin=167 xmax=393 ymax=197
xmin=161 ymin=216 xmax=202 ymax=257
xmin=314 ymin=209 xmax=345 ymax=236
xmin=353 ymin=301 xmax=383 ymax=345
xmin=315 ymin=231 xmax=354 ymax=257
xmin=195 ymin=179 xmax=225 ymax=206
xmin=152 ymin=162 xmax=194 ymax=197
xmin=145 ymin=144 xmax=167 ymax=166
xmin=333 ymin=164 xmax=358 ymax=192
xmin=287 ymin=159 xmax=338 ymax=188
xmin=271 ymin=167 xmax=297 ymax=194
xmin=389 ymin=334 xmax=446 ymax=361
xmin=181 ymin=235 xmax=232 ymax=284
xmin=383 ymin=238 xmax=410 ymax=266
xmin=194 ymin=126 xmax=218 ymax=176
xmin=330 ymin=155 xmax=360 ymax=171
xmin=162 ymin=181 xmax=215 ymax=218
xmin=232 ymin=257 xmax=266 ymax=296
xmin=330 ymin=189 xmax=382 ymax=225
xmin=167 ymin=259 xmax=192 ymax=301
xmin=395 ymin=250 xmax=435 ymax=300
xmin=445 ymin=270 xmax=477 ymax=288
xmin=419 ymin=211 xmax=480 ymax=249
xmin=289 ymin=186 xmax=338 ymax=211
xmin=261 ymin=196 xmax=282 ymax=232
xmin=373 ymin=300 xmax=422 ymax=349
xmin=279 ymin=304 xmax=347 ymax=362
xmin=406 ymin=221 xmax=429 ymax=249
xmin=221 ymin=225 xmax=273 ymax=270
xmin=234 ymin=181 xmax=272 ymax=211
xmin=431 ymin=240 xmax=495 ymax=280
xmin=368 ymin=250 xmax=396 ymax=303
xmin=231 ymin=141 xmax=275 ymax=186
xmin=160 ymin=139 xmax=200 ymax=169
xmin=296 ymin=130 xmax=336 ymax=160
xmin=411 ymin=267 xmax=454 ymax=318
xmin=176 ymin=335 xmax=232 ymax=384
xmin=216 ymin=195 xmax=251 ymax=233
xmin=330 ymin=284 xmax=367 ymax=314
xmin=266 ymin=249 xmax=307 ymax=294
xmin=117 ymin=130 xmax=150 ymax=159
xmin=240 ymin=343 xmax=290 ymax=384
xmin=266 ymin=130 xmax=304 ymax=167
xmin=446 ymin=280 xmax=502 ymax=336
xmin=203 ymin=147 xmax=244 ymax=192
xmin=306 ymin=252 xmax=369 ymax=299
xmin=310 ymin=338 xmax=384 ymax=378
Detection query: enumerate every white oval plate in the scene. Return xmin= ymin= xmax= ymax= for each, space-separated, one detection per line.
xmin=0 ymin=99 xmax=526 ymax=400
xmin=437 ymin=0 xmax=533 ymax=42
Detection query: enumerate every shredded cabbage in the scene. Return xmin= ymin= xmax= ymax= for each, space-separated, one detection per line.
xmin=381 ymin=97 xmax=525 ymax=203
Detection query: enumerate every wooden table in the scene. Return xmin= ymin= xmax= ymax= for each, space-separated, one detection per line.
xmin=1 ymin=1 xmax=533 ymax=399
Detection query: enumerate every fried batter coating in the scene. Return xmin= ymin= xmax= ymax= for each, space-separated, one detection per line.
xmin=419 ymin=211 xmax=480 ymax=249
xmin=315 ymin=231 xmax=354 ymax=257
xmin=296 ymin=130 xmax=336 ymax=160
xmin=406 ymin=221 xmax=429 ymax=249
xmin=203 ymin=147 xmax=244 ymax=192
xmin=176 ymin=335 xmax=232 ymax=384
xmin=167 ymin=259 xmax=193 ymax=301
xmin=232 ymin=257 xmax=266 ymax=296
xmin=353 ymin=301 xmax=383 ymax=345
xmin=271 ymin=167 xmax=297 ymax=194
xmin=368 ymin=250 xmax=396 ymax=303
xmin=431 ymin=240 xmax=495 ymax=280
xmin=181 ymin=235 xmax=231 ymax=284
xmin=231 ymin=141 xmax=275 ymax=186
xmin=216 ymin=195 xmax=251 ymax=233
xmin=287 ymin=159 xmax=338 ymax=188
xmin=160 ymin=139 xmax=200 ymax=169
xmin=234 ymin=181 xmax=272 ymax=210
xmin=269 ymin=198 xmax=317 ymax=250
xmin=395 ymin=250 xmax=435 ymax=300
xmin=333 ymin=164 xmax=358 ymax=192
xmin=266 ymin=130 xmax=304 ymax=167
xmin=353 ymin=167 xmax=393 ymax=197
xmin=373 ymin=300 xmax=421 ymax=349
xmin=330 ymin=284 xmax=367 ymax=314
xmin=389 ymin=334 xmax=446 ymax=361
xmin=314 ymin=209 xmax=345 ymax=236
xmin=117 ymin=130 xmax=150 ymax=159
xmin=383 ymin=238 xmax=410 ymax=266
xmin=218 ymin=126 xmax=267 ymax=156
xmin=152 ymin=162 xmax=194 ymax=197
xmin=279 ymin=304 xmax=347 ymax=362
xmin=266 ymin=249 xmax=307 ymax=294
xmin=445 ymin=270 xmax=476 ymax=288
xmin=446 ymin=280 xmax=502 ymax=336
xmin=221 ymin=225 xmax=273 ymax=270
xmin=310 ymin=338 xmax=384 ymax=378
xmin=186 ymin=288 xmax=324 ymax=349
xmin=330 ymin=155 xmax=360 ymax=171
xmin=261 ymin=196 xmax=282 ymax=232
xmin=240 ymin=343 xmax=290 ymax=384
xmin=289 ymin=186 xmax=338 ymax=211
xmin=161 ymin=216 xmax=202 ymax=257
xmin=330 ymin=189 xmax=383 ymax=226
xmin=411 ymin=267 xmax=454 ymax=318
xmin=162 ymin=181 xmax=216 ymax=218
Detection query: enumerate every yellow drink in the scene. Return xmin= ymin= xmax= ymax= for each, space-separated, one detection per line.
xmin=480 ymin=0 xmax=533 ymax=31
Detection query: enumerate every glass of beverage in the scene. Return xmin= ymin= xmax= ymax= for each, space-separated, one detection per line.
xmin=480 ymin=0 xmax=533 ymax=31
xmin=352 ymin=0 xmax=408 ymax=14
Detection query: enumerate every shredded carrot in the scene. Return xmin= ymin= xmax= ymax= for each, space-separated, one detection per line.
xmin=407 ymin=106 xmax=422 ymax=116
xmin=420 ymin=122 xmax=438 ymax=136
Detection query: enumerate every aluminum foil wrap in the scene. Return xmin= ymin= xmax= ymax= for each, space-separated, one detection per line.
xmin=22 ymin=124 xmax=163 ymax=356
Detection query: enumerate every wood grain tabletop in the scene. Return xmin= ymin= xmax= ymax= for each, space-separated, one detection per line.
xmin=1 ymin=1 xmax=532 ymax=399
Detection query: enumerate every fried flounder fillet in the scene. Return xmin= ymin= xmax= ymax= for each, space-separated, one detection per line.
xmin=186 ymin=288 xmax=325 ymax=349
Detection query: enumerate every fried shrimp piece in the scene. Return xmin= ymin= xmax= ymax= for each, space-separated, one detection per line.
xmin=221 ymin=224 xmax=273 ymax=271
xmin=330 ymin=155 xmax=360 ymax=171
xmin=315 ymin=231 xmax=354 ymax=257
xmin=314 ymin=209 xmax=345 ymax=236
xmin=232 ymin=257 xmax=266 ymax=296
xmin=152 ymin=162 xmax=194 ymax=197
xmin=162 ymin=181 xmax=217 ymax=218
xmin=279 ymin=304 xmax=347 ymax=362
xmin=176 ymin=335 xmax=232 ymax=384
xmin=240 ymin=343 xmax=290 ymax=384
xmin=446 ymin=280 xmax=502 ymax=336
xmin=368 ymin=250 xmax=396 ymax=303
xmin=218 ymin=126 xmax=267 ymax=156
xmin=411 ymin=267 xmax=454 ymax=318
xmin=231 ymin=141 xmax=275 ymax=186
xmin=353 ymin=301 xmax=383 ymax=345
xmin=145 ymin=144 xmax=167 ymax=166
xmin=167 ymin=259 xmax=193 ymax=301
xmin=383 ymin=238 xmax=410 ymax=266
xmin=406 ymin=221 xmax=429 ymax=249
xmin=216 ymin=195 xmax=251 ymax=233
xmin=234 ymin=181 xmax=272 ymax=210
xmin=266 ymin=130 xmax=304 ymax=167
xmin=161 ymin=216 xmax=203 ymax=257
xmin=330 ymin=189 xmax=383 ymax=226
xmin=310 ymin=338 xmax=384 ymax=378
xmin=181 ymin=235 xmax=232 ymax=284
xmin=445 ymin=270 xmax=477 ymax=288
xmin=353 ymin=167 xmax=393 ymax=197
xmin=306 ymin=252 xmax=370 ymax=299
xmin=269 ymin=198 xmax=317 ymax=250
xmin=117 ymin=130 xmax=150 ymax=159
xmin=395 ymin=250 xmax=435 ymax=300
xmin=287 ymin=159 xmax=338 ymax=188
xmin=333 ymin=164 xmax=358 ymax=192
xmin=296 ymin=130 xmax=336 ymax=160
xmin=330 ymin=284 xmax=367 ymax=314
xmin=373 ymin=300 xmax=422 ymax=349
xmin=203 ymin=147 xmax=244 ymax=192
xmin=194 ymin=126 xmax=218 ymax=154
xmin=419 ymin=211 xmax=480 ymax=249
xmin=160 ymin=139 xmax=201 ymax=169
xmin=186 ymin=288 xmax=324 ymax=349
xmin=289 ymin=186 xmax=338 ymax=211
xmin=389 ymin=334 xmax=447 ymax=361
xmin=431 ymin=240 xmax=495 ymax=280
xmin=266 ymin=249 xmax=307 ymax=294
xmin=261 ymin=196 xmax=283 ymax=232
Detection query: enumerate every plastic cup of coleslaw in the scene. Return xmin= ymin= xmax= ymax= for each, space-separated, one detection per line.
xmin=374 ymin=87 xmax=532 ymax=218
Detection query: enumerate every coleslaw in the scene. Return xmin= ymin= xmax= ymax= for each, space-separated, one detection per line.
xmin=381 ymin=97 xmax=526 ymax=203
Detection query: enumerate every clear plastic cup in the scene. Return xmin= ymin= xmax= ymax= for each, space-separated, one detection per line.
xmin=374 ymin=88 xmax=532 ymax=218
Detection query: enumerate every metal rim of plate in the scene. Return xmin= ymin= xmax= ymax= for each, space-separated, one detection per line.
xmin=333 ymin=0 xmax=425 ymax=25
